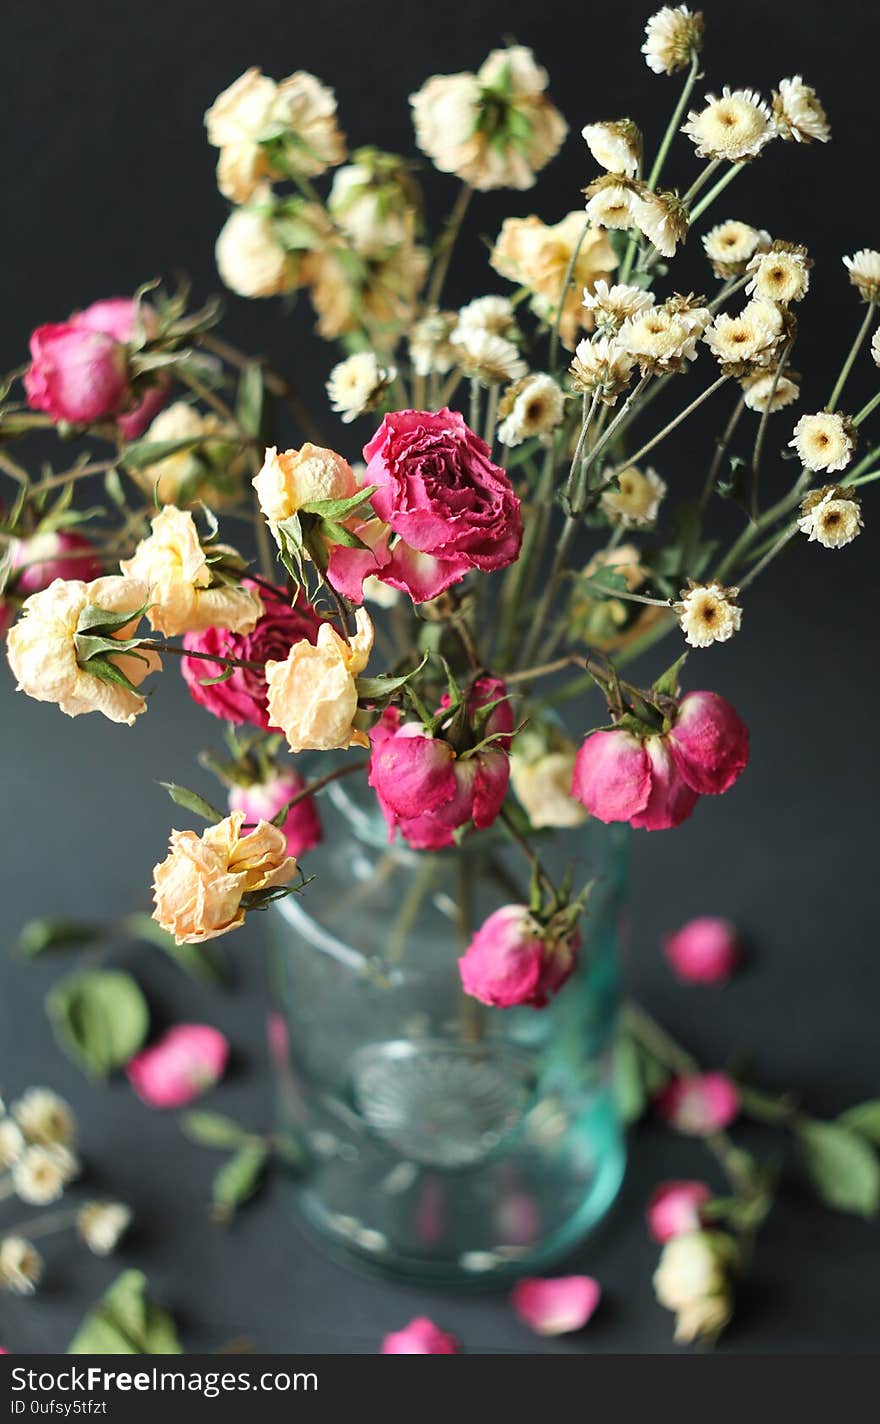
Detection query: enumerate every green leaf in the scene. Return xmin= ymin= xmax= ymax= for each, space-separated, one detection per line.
xmin=68 ymin=1271 xmax=182 ymax=1355
xmin=18 ymin=918 xmax=99 ymax=957
xmin=198 ymin=665 xmax=236 ymax=687
xmin=74 ymin=632 xmax=147 ymax=664
xmin=838 ymin=1101 xmax=880 ymax=1146
xmin=123 ymin=435 xmax=205 ymax=470
xmin=236 ymin=362 xmax=265 ymax=439
xmin=122 ymin=912 xmax=227 ymax=986
xmin=653 ymin=651 xmax=688 ymax=700
xmin=47 ymin=970 xmax=150 ymax=1078
xmin=613 ymin=1032 xmax=646 ymax=1125
xmin=76 ymin=601 xmax=150 ymax=636
xmin=797 ymin=1119 xmax=880 ymax=1217
xmin=317 ymin=519 xmax=368 ymax=550
xmin=181 ymin=1111 xmax=255 ymax=1150
xmin=159 ymin=781 xmax=224 ymax=824
xmin=83 ymin=655 xmax=145 ymax=699
xmin=356 ymin=654 xmax=428 ymax=704
xmin=211 ymin=1144 xmax=268 ymax=1222
xmin=300 ymin=486 xmax=377 ymax=522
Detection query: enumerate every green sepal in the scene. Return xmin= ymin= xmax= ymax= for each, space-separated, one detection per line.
xmin=159 ymin=781 xmax=225 ymax=824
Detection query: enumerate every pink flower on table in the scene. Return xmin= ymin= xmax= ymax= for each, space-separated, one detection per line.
xmin=663 ymin=916 xmax=739 ymax=984
xmin=181 ymin=581 xmax=326 ymax=728
xmin=647 ymin=1181 xmax=713 ymax=1242
xmin=8 ymin=530 xmax=103 ymax=595
xmin=362 ymin=407 xmax=522 ymax=579
xmin=656 ymin=1073 xmax=740 ymax=1136
xmin=126 ymin=1024 xmax=229 ymax=1108
xmin=381 ymin=1317 xmax=458 ymax=1354
xmin=228 ymin=773 xmax=322 ymax=859
xmin=458 ymin=904 xmax=579 ymax=1009
xmin=369 ymin=676 xmax=512 ymax=850
xmin=25 ymin=323 xmax=131 ymax=424
xmin=571 ymin=728 xmax=698 ymax=831
xmin=666 ymin=692 xmax=749 ymax=796
xmin=511 ymin=1276 xmax=601 ymax=1336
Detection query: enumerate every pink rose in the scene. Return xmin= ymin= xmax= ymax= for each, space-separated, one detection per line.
xmin=655 ymin=1073 xmax=740 ymax=1136
xmin=8 ymin=530 xmax=103 ymax=595
xmin=663 ymin=916 xmax=739 ymax=984
xmin=647 ymin=1180 xmax=712 ymax=1242
xmin=458 ymin=904 xmax=579 ymax=1009
xmin=181 ymin=581 xmax=326 ymax=727
xmin=381 ymin=1317 xmax=458 ymax=1354
xmin=368 ymin=676 xmax=511 ymax=849
xmin=328 ymin=519 xmax=473 ymax=605
xmin=571 ymin=728 xmax=698 ymax=831
xmin=0 ymin=602 xmax=12 ymax=640
xmin=667 ymin=691 xmax=749 ymax=795
xmin=126 ymin=1024 xmax=229 ymax=1108
xmin=363 ymin=408 xmax=522 ymax=577
xmin=511 ymin=1276 xmax=601 ymax=1336
xmin=228 ymin=773 xmax=322 ymax=859
xmin=72 ymin=297 xmax=168 ymax=438
xmin=25 ymin=323 xmax=131 ymax=424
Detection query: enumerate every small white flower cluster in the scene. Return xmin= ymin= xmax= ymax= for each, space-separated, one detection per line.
xmin=326 ymin=352 xmax=397 ymax=423
xmin=0 ymin=1089 xmax=130 ymax=1296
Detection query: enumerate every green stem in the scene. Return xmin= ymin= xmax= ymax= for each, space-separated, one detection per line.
xmin=827 ymin=300 xmax=876 ymax=413
xmin=750 ymin=343 xmax=792 ymax=520
xmin=549 ymin=218 xmax=590 ymax=373
xmin=853 ymin=388 xmax=880 ymax=427
xmin=701 ymin=394 xmax=745 ymax=509
xmin=606 ymin=375 xmax=729 ymax=480
xmin=688 ymin=163 xmax=745 ymax=225
xmin=426 ymin=183 xmax=472 ymax=311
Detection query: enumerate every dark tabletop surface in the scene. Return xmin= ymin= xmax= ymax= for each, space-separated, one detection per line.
xmin=1 ymin=0 xmax=879 ymax=1355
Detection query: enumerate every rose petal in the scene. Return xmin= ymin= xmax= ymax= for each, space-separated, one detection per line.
xmin=511 ymin=1275 xmax=601 ymax=1336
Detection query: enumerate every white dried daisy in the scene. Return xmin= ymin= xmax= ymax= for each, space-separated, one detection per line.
xmin=326 ymin=352 xmax=396 ymax=424
xmin=583 ymin=280 xmax=655 ymax=336
xmin=601 ymin=465 xmax=667 ymax=526
xmin=682 ymin=88 xmax=774 ymax=162
xmin=843 ymin=250 xmax=880 ymax=302
xmin=772 ymin=77 xmax=830 ymax=144
xmin=676 ymin=581 xmax=742 ymax=647
xmin=76 ymin=1201 xmax=132 ymax=1256
xmin=451 ymin=329 xmax=527 ymax=386
xmin=703 ymin=220 xmax=768 ymax=277
xmin=740 ymin=369 xmax=800 ymax=412
xmin=642 ymin=6 xmax=704 ymax=75
xmin=584 ymin=178 xmax=638 ymax=232
xmin=408 ymin=310 xmax=458 ymax=377
xmin=797 ymin=487 xmax=862 ymax=547
xmin=453 ymin=294 xmax=517 ymax=341
xmin=633 ymin=189 xmax=689 ymax=258
xmin=11 ymin=1088 xmax=75 ymax=1148
xmin=570 ymin=336 xmax=636 ymax=405
xmin=618 ymin=303 xmax=705 ymax=373
xmin=872 ymin=328 xmax=880 ymax=368
xmin=0 ymin=1236 xmax=43 ymax=1296
xmin=703 ymin=298 xmax=784 ymax=371
xmin=789 ymin=412 xmax=855 ymax=473
xmin=582 ymin=119 xmax=642 ymax=178
xmin=0 ymin=1116 xmax=25 ymax=1168
xmin=745 ymin=244 xmax=811 ymax=305
xmin=497 ymin=373 xmax=565 ymax=447
xmin=12 ymin=1144 xmax=79 ymax=1206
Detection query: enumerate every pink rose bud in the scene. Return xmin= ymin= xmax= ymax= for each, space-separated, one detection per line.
xmin=126 ymin=1024 xmax=229 ymax=1108
xmin=9 ymin=530 xmax=103 ymax=595
xmin=25 ymin=323 xmax=131 ymax=424
xmin=381 ymin=1317 xmax=458 ymax=1354
xmin=571 ymin=728 xmax=697 ymax=831
xmin=459 ymin=904 xmax=579 ymax=1009
xmin=369 ymin=677 xmax=512 ymax=850
xmin=667 ymin=691 xmax=750 ymax=796
xmin=647 ymin=1180 xmax=713 ymax=1242
xmin=655 ymin=1073 xmax=740 ymax=1136
xmin=663 ymin=916 xmax=739 ymax=984
xmin=511 ymin=1276 xmax=601 ymax=1336
xmin=229 ymin=773 xmax=322 ymax=860
xmin=71 ymin=297 xmax=167 ymax=438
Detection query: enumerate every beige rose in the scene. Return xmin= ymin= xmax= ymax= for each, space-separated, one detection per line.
xmin=510 ymin=744 xmax=588 ymax=829
xmin=301 ymin=239 xmax=428 ymax=347
xmin=266 ymin=607 xmax=373 ymax=753
xmin=252 ymin=444 xmax=358 ymax=525
xmin=491 ymin=213 xmax=617 ymax=348
xmin=215 ymin=204 xmax=299 ymax=299
xmin=120 ymin=506 xmax=262 ymax=638
xmin=205 ymin=67 xmax=279 ymax=148
xmin=130 ymin=401 xmax=245 ymax=507
xmin=216 ymin=142 xmax=272 ymax=203
xmin=6 ymin=575 xmax=160 ymax=726
xmin=272 ymin=71 xmax=346 ymax=178
xmin=152 ymin=811 xmax=298 ymax=945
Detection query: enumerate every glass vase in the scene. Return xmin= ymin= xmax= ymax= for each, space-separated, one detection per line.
xmin=267 ymin=774 xmax=627 ymax=1286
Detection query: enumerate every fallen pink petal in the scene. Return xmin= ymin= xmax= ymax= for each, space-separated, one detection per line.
xmin=511 ymin=1275 xmax=601 ymax=1336
xmin=381 ymin=1317 xmax=458 ymax=1354
xmin=647 ymin=1181 xmax=713 ymax=1243
xmin=126 ymin=1025 xmax=230 ymax=1108
xmin=663 ymin=916 xmax=740 ymax=984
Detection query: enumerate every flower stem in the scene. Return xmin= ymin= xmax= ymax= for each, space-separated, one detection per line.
xmin=141 ymin=641 xmax=263 ymax=672
xmin=688 ymin=163 xmax=745 ymax=224
xmin=549 ymin=218 xmax=590 ymax=372
xmin=606 ymin=374 xmax=729 ymax=480
xmin=853 ymin=388 xmax=880 ymax=427
xmin=750 ymin=343 xmax=792 ymax=519
xmin=827 ymin=299 xmax=876 ymax=413
xmin=701 ymin=394 xmax=745 ymax=509
xmin=426 ymin=183 xmax=472 ymax=311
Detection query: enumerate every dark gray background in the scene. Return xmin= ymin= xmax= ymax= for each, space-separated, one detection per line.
xmin=1 ymin=0 xmax=878 ymax=1354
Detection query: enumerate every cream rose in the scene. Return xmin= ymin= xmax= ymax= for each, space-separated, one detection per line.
xmin=152 ymin=811 xmax=298 ymax=945
xmin=266 ymin=607 xmax=373 ymax=753
xmin=120 ymin=507 xmax=262 ymax=638
xmin=490 ymin=212 xmax=617 ymax=348
xmin=510 ymin=744 xmax=588 ymax=829
xmin=6 ymin=575 xmax=160 ymax=726
xmin=215 ymin=204 xmax=298 ymax=299
xmin=130 ymin=401 xmax=244 ymax=507
xmin=252 ymin=443 xmax=359 ymax=525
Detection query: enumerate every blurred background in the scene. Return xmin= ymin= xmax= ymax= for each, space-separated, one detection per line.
xmin=1 ymin=0 xmax=878 ymax=1351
